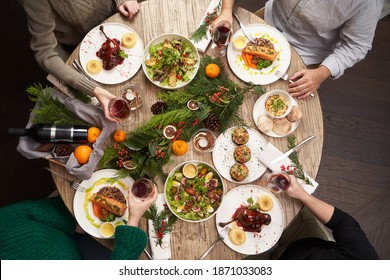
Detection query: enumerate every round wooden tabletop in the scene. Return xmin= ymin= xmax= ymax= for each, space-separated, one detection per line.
xmin=49 ymin=0 xmax=323 ymax=260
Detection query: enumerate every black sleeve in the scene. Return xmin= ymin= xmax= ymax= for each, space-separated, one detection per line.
xmin=280 ymin=208 xmax=379 ymax=259
xmin=324 ymin=207 xmax=379 ymax=259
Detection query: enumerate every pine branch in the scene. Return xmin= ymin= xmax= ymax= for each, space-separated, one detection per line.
xmin=287 ymin=135 xmax=313 ymax=186
xmin=27 ymin=83 xmax=90 ymax=126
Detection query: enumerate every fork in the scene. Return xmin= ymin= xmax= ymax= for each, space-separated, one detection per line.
xmin=45 ymin=167 xmax=85 ymax=192
xmin=197 ymin=227 xmax=230 ymax=260
xmin=72 ymin=59 xmax=94 ymax=81
xmin=275 ymin=70 xmax=315 ymax=97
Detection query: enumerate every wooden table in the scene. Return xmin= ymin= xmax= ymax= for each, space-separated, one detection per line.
xmin=49 ymin=0 xmax=323 ymax=260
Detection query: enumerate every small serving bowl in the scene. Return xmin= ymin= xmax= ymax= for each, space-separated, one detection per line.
xmin=263 ymin=89 xmax=293 ymax=119
xmin=99 ymin=222 xmax=115 ymax=239
xmin=232 ymin=35 xmax=247 ymax=51
xmin=182 ymin=162 xmax=198 ymax=179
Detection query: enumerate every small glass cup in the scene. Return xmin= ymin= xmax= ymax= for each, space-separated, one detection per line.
xmin=264 ymin=171 xmax=291 ymax=193
xmin=131 ymin=178 xmax=155 ymax=201
xmin=122 ymin=84 xmax=143 ymax=111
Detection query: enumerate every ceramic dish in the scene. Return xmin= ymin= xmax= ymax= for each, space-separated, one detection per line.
xmin=79 ymin=22 xmax=144 ymax=84
xmin=226 ymin=24 xmax=291 ymax=85
xmin=212 ymin=127 xmax=267 ymax=183
xmin=73 ymin=169 xmax=133 ymax=238
xmin=215 ymin=185 xmax=284 ymax=255
xmin=253 ymin=92 xmax=299 ymax=138
xmin=164 ymin=160 xmax=224 ymax=222
xmin=142 ymin=33 xmax=200 ymax=89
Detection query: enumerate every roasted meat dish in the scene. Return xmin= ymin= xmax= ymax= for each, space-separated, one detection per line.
xmin=232 ymin=206 xmax=271 ymax=233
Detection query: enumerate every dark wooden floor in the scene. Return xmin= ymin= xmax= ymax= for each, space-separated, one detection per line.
xmin=1 ymin=1 xmax=389 ymax=259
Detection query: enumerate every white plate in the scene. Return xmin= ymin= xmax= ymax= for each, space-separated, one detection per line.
xmin=73 ymin=169 xmax=133 ymax=238
xmin=215 ymin=185 xmax=284 ymax=255
xmin=253 ymin=93 xmax=299 ymax=137
xmin=79 ymin=22 xmax=144 ymax=84
xmin=142 ymin=33 xmax=200 ymax=89
xmin=212 ymin=127 xmax=267 ymax=183
xmin=227 ymin=24 xmax=291 ymax=85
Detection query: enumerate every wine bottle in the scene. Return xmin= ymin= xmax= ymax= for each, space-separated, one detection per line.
xmin=8 ymin=124 xmax=89 ymax=143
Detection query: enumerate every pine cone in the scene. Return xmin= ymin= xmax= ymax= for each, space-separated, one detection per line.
xmin=204 ymin=113 xmax=221 ymax=131
xmin=150 ymin=101 xmax=168 ymax=115
xmin=53 ymin=143 xmax=73 ymax=157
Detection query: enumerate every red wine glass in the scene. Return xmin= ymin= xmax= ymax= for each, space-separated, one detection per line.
xmin=211 ymin=20 xmax=232 ymax=57
xmin=131 ymin=178 xmax=155 ymax=202
xmin=108 ymin=97 xmax=134 ymax=126
xmin=265 ymin=171 xmax=291 ymax=193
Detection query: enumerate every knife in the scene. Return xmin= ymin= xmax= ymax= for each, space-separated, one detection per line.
xmin=270 ymin=135 xmax=316 ymax=164
xmin=233 ymin=12 xmax=255 ymax=43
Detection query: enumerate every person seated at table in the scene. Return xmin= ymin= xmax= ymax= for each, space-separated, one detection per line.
xmin=0 ymin=187 xmax=157 ymax=260
xmin=215 ymin=0 xmax=384 ymax=99
xmin=17 ymin=0 xmax=142 ymax=121
xmin=246 ymin=176 xmax=379 ymax=260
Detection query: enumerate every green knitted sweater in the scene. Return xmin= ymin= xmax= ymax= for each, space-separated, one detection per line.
xmin=0 ymin=196 xmax=147 ymax=260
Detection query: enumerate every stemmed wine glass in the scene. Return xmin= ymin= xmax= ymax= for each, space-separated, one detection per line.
xmin=107 ymin=97 xmax=135 ymax=127
xmin=211 ymin=20 xmax=232 ymax=57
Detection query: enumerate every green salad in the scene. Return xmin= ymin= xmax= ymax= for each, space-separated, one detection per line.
xmin=165 ymin=163 xmax=223 ymax=221
xmin=144 ymin=38 xmax=197 ymax=87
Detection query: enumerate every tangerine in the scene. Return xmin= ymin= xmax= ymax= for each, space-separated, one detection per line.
xmin=171 ymin=140 xmax=188 ymax=156
xmin=87 ymin=127 xmax=101 ymax=144
xmin=74 ymin=145 xmax=92 ymax=165
xmin=113 ymin=129 xmax=126 ymax=143
xmin=205 ymin=63 xmax=220 ymax=78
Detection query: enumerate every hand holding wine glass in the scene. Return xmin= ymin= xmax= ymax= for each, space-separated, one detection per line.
xmin=211 ymin=20 xmax=232 ymax=57
xmin=264 ymin=171 xmax=291 ymax=193
xmin=107 ymin=97 xmax=135 ymax=126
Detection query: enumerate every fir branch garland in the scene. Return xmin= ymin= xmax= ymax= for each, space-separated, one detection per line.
xmin=99 ymin=56 xmax=265 ymax=180
xmin=27 ymin=83 xmax=90 ymax=126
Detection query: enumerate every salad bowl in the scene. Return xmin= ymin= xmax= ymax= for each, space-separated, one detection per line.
xmin=142 ymin=33 xmax=200 ymax=89
xmin=164 ymin=160 xmax=225 ymax=222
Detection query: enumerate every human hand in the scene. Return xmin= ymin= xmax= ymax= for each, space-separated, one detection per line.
xmin=212 ymin=10 xmax=233 ymax=30
xmin=288 ymin=66 xmax=331 ymax=99
xmin=285 ymin=175 xmax=310 ymax=201
xmin=127 ymin=186 xmax=158 ymax=227
xmin=93 ymin=87 xmax=118 ymax=122
xmin=119 ymin=0 xmax=140 ymax=20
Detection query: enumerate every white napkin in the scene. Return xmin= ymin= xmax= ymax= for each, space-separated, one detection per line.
xmin=148 ymin=194 xmax=172 ymax=260
xmin=258 ymin=142 xmax=318 ymax=194
xmin=191 ymin=0 xmax=222 ymax=53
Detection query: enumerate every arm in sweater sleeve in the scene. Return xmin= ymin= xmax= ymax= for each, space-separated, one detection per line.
xmin=110 ymin=225 xmax=148 ymax=260
xmin=18 ymin=0 xmax=99 ymax=96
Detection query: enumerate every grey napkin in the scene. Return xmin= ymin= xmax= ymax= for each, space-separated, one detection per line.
xmin=17 ymin=88 xmax=117 ymax=180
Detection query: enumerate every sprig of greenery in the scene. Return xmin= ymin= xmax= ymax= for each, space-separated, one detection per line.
xmin=27 ymin=83 xmax=90 ymax=126
xmin=287 ymin=135 xmax=313 ymax=186
xmin=143 ymin=203 xmax=178 ymax=247
xmin=189 ymin=2 xmax=222 ymax=43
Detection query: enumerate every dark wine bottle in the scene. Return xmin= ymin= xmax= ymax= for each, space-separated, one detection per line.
xmin=8 ymin=124 xmax=89 ymax=143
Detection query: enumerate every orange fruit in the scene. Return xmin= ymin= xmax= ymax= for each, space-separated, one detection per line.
xmin=171 ymin=140 xmax=188 ymax=156
xmin=113 ymin=129 xmax=126 ymax=143
xmin=87 ymin=127 xmax=101 ymax=144
xmin=205 ymin=63 xmax=220 ymax=78
xmin=74 ymin=145 xmax=92 ymax=165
